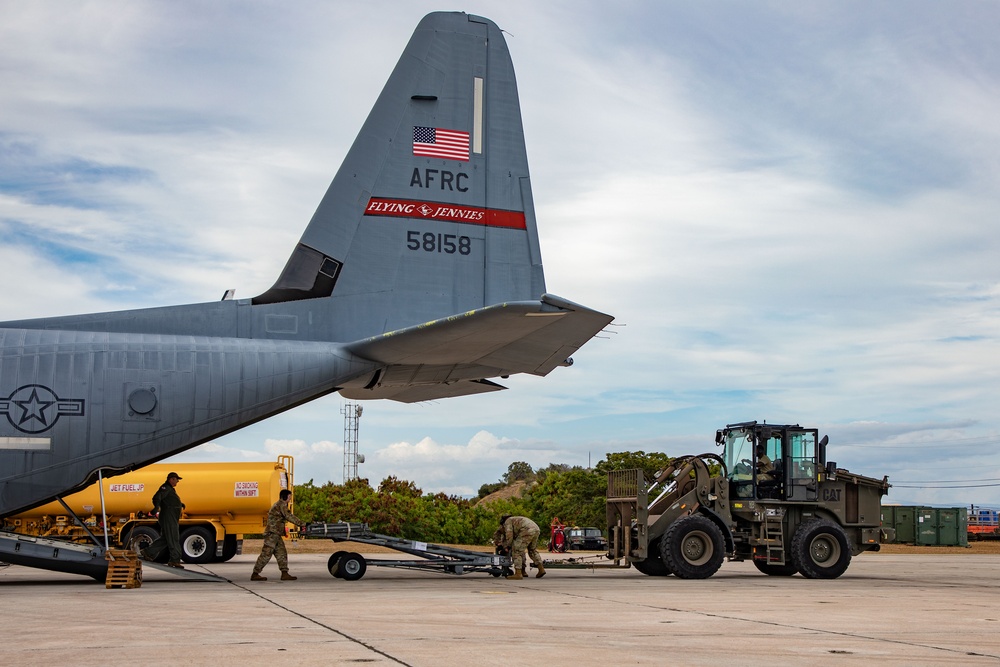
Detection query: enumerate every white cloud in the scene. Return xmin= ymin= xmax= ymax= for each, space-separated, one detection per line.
xmin=263 ymin=438 xmax=340 ymax=460
xmin=366 ymin=431 xmax=559 ymax=494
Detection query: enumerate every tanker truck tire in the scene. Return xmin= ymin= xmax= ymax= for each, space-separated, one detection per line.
xmin=181 ymin=526 xmax=216 ymax=564
xmin=791 ymin=519 xmax=851 ymax=579
xmin=660 ymin=514 xmax=725 ymax=579
xmin=124 ymin=526 xmax=159 ymax=557
xmin=218 ymin=534 xmax=239 ymax=562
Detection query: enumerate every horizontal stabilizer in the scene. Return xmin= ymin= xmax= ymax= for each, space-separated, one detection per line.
xmin=342 ymin=294 xmax=612 ymax=402
xmin=341 ymin=379 xmax=506 ymax=403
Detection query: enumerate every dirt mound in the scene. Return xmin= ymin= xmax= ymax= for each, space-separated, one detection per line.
xmin=475 ymin=480 xmax=528 ymax=505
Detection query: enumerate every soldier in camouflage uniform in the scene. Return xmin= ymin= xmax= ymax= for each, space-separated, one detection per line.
xmin=498 ymin=515 xmax=546 ymax=580
xmin=492 ymin=525 xmax=524 ymax=578
xmin=251 ymin=489 xmax=306 ymax=581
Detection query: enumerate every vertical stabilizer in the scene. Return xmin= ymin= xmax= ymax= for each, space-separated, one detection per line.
xmin=254 ymin=13 xmax=545 ymax=341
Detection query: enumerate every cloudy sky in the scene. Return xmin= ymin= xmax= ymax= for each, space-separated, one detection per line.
xmin=2 ymin=1 xmax=998 ymax=507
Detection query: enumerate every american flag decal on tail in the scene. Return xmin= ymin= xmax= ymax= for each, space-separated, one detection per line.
xmin=413 ymin=126 xmax=470 ymax=161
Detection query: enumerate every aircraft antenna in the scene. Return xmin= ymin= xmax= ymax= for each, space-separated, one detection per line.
xmin=342 ymin=402 xmax=364 ymax=482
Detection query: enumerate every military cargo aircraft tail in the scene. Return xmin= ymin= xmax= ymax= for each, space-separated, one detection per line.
xmin=0 ymin=12 xmax=612 ymax=531
xmin=255 ymin=11 xmax=547 ymax=340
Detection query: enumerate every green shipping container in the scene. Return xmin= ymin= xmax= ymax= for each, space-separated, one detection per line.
xmin=881 ymin=506 xmax=894 ymax=535
xmin=882 ymin=505 xmax=968 ymax=546
xmin=916 ymin=507 xmax=967 ymax=547
xmin=881 ymin=506 xmax=916 ymax=544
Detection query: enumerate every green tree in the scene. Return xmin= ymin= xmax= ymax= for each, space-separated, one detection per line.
xmin=368 ymin=476 xmax=423 ymax=536
xmin=523 ymin=467 xmax=605 ymax=529
xmin=290 ymin=479 xmax=329 ymax=523
xmin=477 ymin=482 xmax=505 ymax=499
xmin=502 ymin=461 xmax=534 ymax=484
xmin=595 ymin=451 xmax=673 ymax=483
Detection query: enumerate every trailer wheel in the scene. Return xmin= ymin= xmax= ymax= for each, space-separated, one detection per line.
xmin=631 ymin=538 xmax=671 ymax=576
xmin=338 ymin=552 xmax=367 ymax=581
xmin=327 ymin=550 xmax=348 ymax=577
xmin=661 ymin=515 xmax=725 ymax=579
xmin=791 ymin=519 xmax=851 ymax=579
xmin=181 ymin=527 xmax=216 ymax=564
xmin=123 ymin=526 xmax=159 ymax=556
xmin=753 ymin=560 xmax=798 ymax=576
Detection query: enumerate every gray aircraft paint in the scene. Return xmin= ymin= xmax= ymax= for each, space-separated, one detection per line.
xmin=0 ymin=12 xmax=613 ymax=518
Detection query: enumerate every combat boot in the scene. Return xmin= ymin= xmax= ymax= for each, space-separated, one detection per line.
xmin=167 ymin=561 xmax=185 ymax=569
xmin=520 ymin=568 xmax=527 ymax=578
xmin=280 ymin=571 xmax=297 ymax=581
xmin=505 ymin=570 xmax=523 ymax=580
xmin=535 ymin=563 xmax=546 ymax=579
xmin=251 ymin=572 xmax=267 ymax=581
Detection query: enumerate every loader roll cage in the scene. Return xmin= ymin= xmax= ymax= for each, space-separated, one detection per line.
xmin=718 ymin=421 xmax=829 ymax=502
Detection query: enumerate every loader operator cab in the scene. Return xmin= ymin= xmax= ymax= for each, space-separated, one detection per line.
xmin=718 ymin=422 xmax=827 ymax=502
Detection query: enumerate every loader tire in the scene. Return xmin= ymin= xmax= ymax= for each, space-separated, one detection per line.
xmin=631 ymin=538 xmax=671 ymax=576
xmin=791 ymin=519 xmax=851 ymax=579
xmin=661 ymin=514 xmax=725 ymax=579
xmin=753 ymin=560 xmax=798 ymax=576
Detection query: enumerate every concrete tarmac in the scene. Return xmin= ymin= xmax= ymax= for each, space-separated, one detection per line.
xmin=3 ymin=551 xmax=999 ymax=666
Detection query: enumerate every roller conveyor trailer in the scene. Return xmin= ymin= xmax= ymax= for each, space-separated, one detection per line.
xmin=302 ymin=522 xmax=513 ymax=581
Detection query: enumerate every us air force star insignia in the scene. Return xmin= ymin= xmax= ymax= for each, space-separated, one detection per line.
xmin=0 ymin=385 xmax=86 ymax=434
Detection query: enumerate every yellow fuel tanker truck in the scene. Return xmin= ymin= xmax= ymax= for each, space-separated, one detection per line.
xmin=1 ymin=455 xmax=293 ymax=564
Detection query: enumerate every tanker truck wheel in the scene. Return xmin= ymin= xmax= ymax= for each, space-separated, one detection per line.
xmin=123 ymin=526 xmax=159 ymax=557
xmin=180 ymin=526 xmax=216 ymax=564
xmin=791 ymin=519 xmax=851 ymax=579
xmin=660 ymin=514 xmax=725 ymax=579
xmin=218 ymin=535 xmax=239 ymax=562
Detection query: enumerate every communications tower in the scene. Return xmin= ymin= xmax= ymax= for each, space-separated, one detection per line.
xmin=342 ymin=402 xmax=364 ymax=482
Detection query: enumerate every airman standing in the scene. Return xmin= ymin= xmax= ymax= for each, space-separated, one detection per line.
xmin=143 ymin=472 xmax=185 ymax=568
